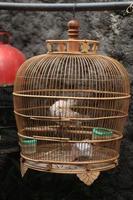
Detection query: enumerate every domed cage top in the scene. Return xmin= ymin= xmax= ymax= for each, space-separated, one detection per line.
xmin=13 ymin=20 xmax=130 ymax=185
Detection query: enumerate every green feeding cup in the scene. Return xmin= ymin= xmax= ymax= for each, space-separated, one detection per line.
xmin=92 ymin=127 xmax=113 ymax=138
xmin=21 ymin=139 xmax=37 ymax=154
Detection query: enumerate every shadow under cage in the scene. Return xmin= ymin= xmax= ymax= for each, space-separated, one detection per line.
xmin=13 ymin=20 xmax=130 ymax=185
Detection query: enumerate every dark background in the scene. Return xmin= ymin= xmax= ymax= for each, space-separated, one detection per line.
xmin=0 ymin=0 xmax=133 ymax=200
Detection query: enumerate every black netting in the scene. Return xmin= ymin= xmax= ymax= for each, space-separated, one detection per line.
xmin=0 ymin=85 xmax=19 ymax=163
xmin=0 ymin=85 xmax=16 ymax=126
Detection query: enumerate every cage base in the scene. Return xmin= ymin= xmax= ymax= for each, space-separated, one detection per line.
xmin=21 ymin=157 xmax=117 ymax=175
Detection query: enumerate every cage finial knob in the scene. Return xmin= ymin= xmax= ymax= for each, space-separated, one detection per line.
xmin=68 ymin=20 xmax=79 ymax=39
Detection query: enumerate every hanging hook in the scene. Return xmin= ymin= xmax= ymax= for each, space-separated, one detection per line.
xmin=123 ymin=2 xmax=133 ymax=16
xmin=126 ymin=2 xmax=133 ymax=14
xmin=73 ymin=2 xmax=76 ymax=19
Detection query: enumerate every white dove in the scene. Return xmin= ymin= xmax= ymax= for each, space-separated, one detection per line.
xmin=72 ymin=140 xmax=93 ymax=158
xmin=49 ymin=99 xmax=80 ymax=126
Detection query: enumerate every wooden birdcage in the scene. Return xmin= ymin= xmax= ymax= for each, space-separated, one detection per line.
xmin=13 ymin=20 xmax=130 ymax=185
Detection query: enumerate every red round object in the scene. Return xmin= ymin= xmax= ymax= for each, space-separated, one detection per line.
xmin=0 ymin=31 xmax=25 ymax=85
